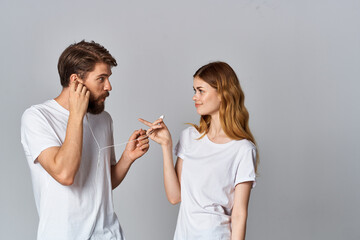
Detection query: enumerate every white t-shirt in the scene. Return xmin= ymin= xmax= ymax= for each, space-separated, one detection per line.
xmin=173 ymin=127 xmax=256 ymax=240
xmin=21 ymin=99 xmax=125 ymax=240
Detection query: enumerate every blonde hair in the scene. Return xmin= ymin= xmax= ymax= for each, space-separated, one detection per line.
xmin=190 ymin=61 xmax=259 ymax=173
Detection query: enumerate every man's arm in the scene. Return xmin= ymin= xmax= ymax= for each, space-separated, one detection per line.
xmin=37 ymin=82 xmax=89 ymax=185
xmin=111 ymin=129 xmax=149 ymax=189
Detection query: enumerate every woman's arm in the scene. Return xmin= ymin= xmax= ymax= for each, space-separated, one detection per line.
xmin=231 ymin=181 xmax=253 ymax=240
xmin=162 ymin=143 xmax=182 ymax=204
xmin=138 ymin=118 xmax=182 ymax=204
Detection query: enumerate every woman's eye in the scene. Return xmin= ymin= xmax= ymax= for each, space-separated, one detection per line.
xmin=193 ymin=88 xmax=204 ymax=94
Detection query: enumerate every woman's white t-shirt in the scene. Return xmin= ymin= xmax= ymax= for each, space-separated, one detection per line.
xmin=173 ymin=127 xmax=256 ymax=240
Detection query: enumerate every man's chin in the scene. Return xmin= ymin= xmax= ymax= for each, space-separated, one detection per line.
xmin=87 ymin=103 xmax=105 ymax=115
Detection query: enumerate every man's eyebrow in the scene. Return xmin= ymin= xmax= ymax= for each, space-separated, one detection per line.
xmin=97 ymin=73 xmax=111 ymax=77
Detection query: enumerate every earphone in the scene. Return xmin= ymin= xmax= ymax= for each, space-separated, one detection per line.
xmin=86 ymin=114 xmax=165 ymax=152
xmin=147 ymin=115 xmax=164 ymax=135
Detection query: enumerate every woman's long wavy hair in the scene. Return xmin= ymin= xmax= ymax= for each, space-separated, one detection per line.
xmin=190 ymin=61 xmax=259 ymax=172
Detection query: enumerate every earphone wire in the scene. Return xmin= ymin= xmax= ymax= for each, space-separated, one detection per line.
xmin=85 ymin=113 xmax=150 ymax=239
xmin=86 ymin=114 xmax=100 ymax=150
xmin=86 ymin=113 xmax=151 ymax=153
xmin=85 ymin=113 xmax=159 ymax=239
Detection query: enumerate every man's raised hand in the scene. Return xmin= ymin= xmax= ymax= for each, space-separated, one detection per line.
xmin=69 ymin=81 xmax=90 ymax=119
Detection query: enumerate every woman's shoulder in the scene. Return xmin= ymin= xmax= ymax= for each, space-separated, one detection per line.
xmin=235 ymin=139 xmax=257 ymax=152
xmin=182 ymin=125 xmax=198 ymax=133
xmin=182 ymin=125 xmax=201 ymax=136
xmin=179 ymin=126 xmax=201 ymax=141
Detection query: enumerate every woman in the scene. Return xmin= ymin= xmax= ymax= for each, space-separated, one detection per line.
xmin=139 ymin=61 xmax=258 ymax=240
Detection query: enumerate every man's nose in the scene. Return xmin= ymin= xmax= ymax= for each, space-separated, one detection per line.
xmin=104 ymin=79 xmax=112 ymax=91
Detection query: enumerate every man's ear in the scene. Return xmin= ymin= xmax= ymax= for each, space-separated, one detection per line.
xmin=69 ymin=74 xmax=84 ymax=84
xmin=69 ymin=74 xmax=77 ymax=84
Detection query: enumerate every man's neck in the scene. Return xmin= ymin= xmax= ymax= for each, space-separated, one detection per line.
xmin=54 ymin=87 xmax=70 ymax=111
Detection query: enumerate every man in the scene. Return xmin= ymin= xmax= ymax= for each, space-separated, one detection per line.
xmin=21 ymin=40 xmax=149 ymax=239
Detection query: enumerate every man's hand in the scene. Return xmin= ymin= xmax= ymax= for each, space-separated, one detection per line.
xmin=122 ymin=129 xmax=150 ymax=163
xmin=69 ymin=81 xmax=90 ymax=119
xmin=111 ymin=129 xmax=149 ymax=189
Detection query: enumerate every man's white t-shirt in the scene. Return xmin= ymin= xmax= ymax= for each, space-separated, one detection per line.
xmin=21 ymin=99 xmax=125 ymax=240
xmin=174 ymin=127 xmax=256 ymax=240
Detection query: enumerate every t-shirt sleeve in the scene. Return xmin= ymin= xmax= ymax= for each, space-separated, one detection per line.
xmin=173 ymin=128 xmax=188 ymax=160
xmin=235 ymin=146 xmax=257 ymax=188
xmin=21 ymin=108 xmax=61 ymax=163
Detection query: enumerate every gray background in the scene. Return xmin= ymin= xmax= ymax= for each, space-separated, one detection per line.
xmin=1 ymin=0 xmax=359 ymax=239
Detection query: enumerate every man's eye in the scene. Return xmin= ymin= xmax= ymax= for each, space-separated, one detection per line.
xmin=99 ymin=77 xmax=104 ymax=81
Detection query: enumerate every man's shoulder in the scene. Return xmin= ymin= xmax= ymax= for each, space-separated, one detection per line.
xmin=21 ymin=102 xmax=47 ymax=123
xmin=23 ymin=100 xmax=56 ymax=115
xmin=88 ymin=111 xmax=113 ymax=126
xmin=21 ymin=100 xmax=63 ymax=127
xmin=88 ymin=111 xmax=112 ymax=122
xmin=101 ymin=110 xmax=112 ymax=120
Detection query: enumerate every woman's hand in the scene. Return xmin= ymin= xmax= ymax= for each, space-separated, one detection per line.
xmin=138 ymin=117 xmax=172 ymax=147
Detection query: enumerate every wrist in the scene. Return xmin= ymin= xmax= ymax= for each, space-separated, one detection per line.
xmin=69 ymin=112 xmax=85 ymax=123
xmin=161 ymin=140 xmax=173 ymax=149
xmin=121 ymin=151 xmax=135 ymax=165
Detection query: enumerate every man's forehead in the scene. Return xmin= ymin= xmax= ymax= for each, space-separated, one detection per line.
xmin=91 ymin=63 xmax=112 ymax=75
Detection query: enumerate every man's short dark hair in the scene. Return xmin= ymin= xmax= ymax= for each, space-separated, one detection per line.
xmin=58 ymin=40 xmax=117 ymax=87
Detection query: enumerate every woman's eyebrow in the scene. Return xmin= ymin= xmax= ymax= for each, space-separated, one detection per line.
xmin=193 ymin=86 xmax=204 ymax=90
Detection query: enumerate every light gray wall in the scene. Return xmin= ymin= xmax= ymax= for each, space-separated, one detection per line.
xmin=1 ymin=0 xmax=359 ymax=239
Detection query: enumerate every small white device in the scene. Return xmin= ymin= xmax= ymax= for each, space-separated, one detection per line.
xmin=147 ymin=115 xmax=164 ymax=135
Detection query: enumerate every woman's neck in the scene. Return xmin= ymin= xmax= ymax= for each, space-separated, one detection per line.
xmin=207 ymin=112 xmax=231 ymax=143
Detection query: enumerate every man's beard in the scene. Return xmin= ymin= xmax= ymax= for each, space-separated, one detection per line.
xmin=87 ymin=92 xmax=110 ymax=114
